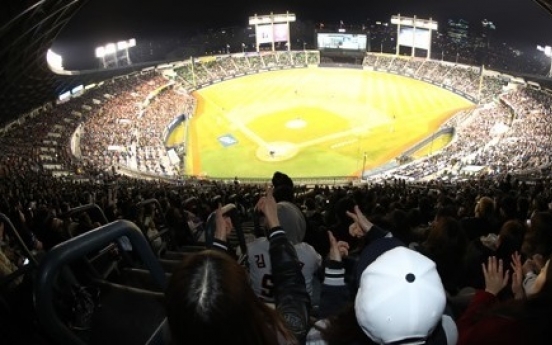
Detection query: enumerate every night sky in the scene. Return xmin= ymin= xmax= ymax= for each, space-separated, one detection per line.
xmin=53 ymin=0 xmax=552 ymax=64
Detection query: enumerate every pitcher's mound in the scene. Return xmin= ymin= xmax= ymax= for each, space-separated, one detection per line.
xmin=256 ymin=142 xmax=299 ymax=162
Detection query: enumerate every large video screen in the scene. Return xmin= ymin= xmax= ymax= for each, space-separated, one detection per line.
xmin=398 ymin=27 xmax=431 ymax=50
xmin=317 ymin=33 xmax=367 ymax=51
xmin=256 ymin=23 xmax=289 ymax=44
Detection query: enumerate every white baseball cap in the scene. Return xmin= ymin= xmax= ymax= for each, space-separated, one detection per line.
xmin=354 ymin=241 xmax=446 ymax=344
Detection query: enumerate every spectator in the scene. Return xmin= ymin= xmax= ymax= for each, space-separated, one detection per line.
xmin=460 ymin=219 xmax=526 ymax=294
xmin=272 ymin=171 xmax=295 ymax=203
xmin=413 ymin=216 xmax=468 ymax=295
xmin=457 ymin=254 xmax=552 ymax=345
xmin=308 ymin=205 xmax=457 ymax=345
xmin=460 ymin=196 xmax=500 ymax=241
xmin=247 ymin=200 xmax=322 ymax=306
xmin=303 ymin=197 xmax=330 ymax=258
xmin=165 ymin=188 xmax=310 ymax=344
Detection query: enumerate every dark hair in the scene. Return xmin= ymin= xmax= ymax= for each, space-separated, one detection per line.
xmin=476 ymin=196 xmax=495 ymax=220
xmin=304 ymin=198 xmax=316 ymax=211
xmin=165 ymin=250 xmax=296 ymax=345
xmin=522 ymin=212 xmax=552 ymax=259
xmin=318 ymin=303 xmax=368 ymax=345
xmin=496 ymin=220 xmax=526 ymax=259
xmin=498 ymin=195 xmax=517 ymax=220
xmin=421 ymin=217 xmax=467 ymax=294
xmin=273 ymin=185 xmax=294 ymax=203
xmin=384 ymin=209 xmax=415 ymax=246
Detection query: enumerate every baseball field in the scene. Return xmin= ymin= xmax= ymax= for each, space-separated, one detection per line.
xmin=166 ymin=67 xmax=475 ymax=179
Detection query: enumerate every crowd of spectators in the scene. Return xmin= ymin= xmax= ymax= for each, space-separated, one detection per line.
xmin=359 ymin=53 xmax=552 ymax=181
xmin=0 ymin=50 xmax=551 ymax=189
xmin=0 ymin=48 xmax=552 ymax=344
xmin=2 ymin=45 xmax=552 ymax=344
xmin=1 ymin=167 xmax=552 ymax=344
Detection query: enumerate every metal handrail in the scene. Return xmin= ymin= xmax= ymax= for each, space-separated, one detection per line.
xmin=33 ymin=219 xmax=167 ymax=345
xmin=0 ymin=212 xmax=38 ymax=266
xmin=61 ymin=203 xmax=109 ymax=224
xmin=136 ymin=198 xmax=168 ymax=226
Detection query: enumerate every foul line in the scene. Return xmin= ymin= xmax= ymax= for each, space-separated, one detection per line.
xmin=202 ymin=96 xmax=268 ymax=148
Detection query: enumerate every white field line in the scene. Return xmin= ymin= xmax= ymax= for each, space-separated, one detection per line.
xmin=202 ymin=96 xmax=268 ymax=148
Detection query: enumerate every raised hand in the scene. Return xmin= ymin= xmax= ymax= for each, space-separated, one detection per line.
xmin=510 ymin=252 xmax=524 ymax=300
xmin=328 ymin=231 xmax=349 ymax=262
xmin=483 ymin=256 xmax=509 ymax=296
xmin=522 ymin=258 xmax=538 ymax=276
xmin=346 ymin=205 xmax=373 ymax=237
xmin=255 ymin=185 xmax=279 ymax=229
xmin=214 ymin=203 xmax=232 ymax=242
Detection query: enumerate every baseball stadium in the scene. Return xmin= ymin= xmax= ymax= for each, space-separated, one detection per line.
xmin=3 ymin=1 xmax=552 ymax=345
xmin=167 ymin=66 xmax=473 ymax=179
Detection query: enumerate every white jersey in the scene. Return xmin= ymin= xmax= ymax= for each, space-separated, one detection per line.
xmin=246 ymin=237 xmax=322 ymax=303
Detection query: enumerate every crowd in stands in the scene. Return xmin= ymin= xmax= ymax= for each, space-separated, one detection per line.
xmin=2 ymin=167 xmax=552 ymax=344
xmin=0 ymin=50 xmax=549 ymax=188
xmin=3 ymin=33 xmax=552 ymax=344
xmin=0 ymin=47 xmax=552 ymax=345
xmin=357 ymin=53 xmax=552 ymax=181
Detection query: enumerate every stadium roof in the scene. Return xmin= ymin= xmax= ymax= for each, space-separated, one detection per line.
xmin=535 ymin=0 xmax=552 ymax=17
xmin=0 ymin=0 xmax=156 ymax=127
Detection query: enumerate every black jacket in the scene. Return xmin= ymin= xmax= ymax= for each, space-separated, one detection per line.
xmin=269 ymin=226 xmax=311 ymax=343
xmin=213 ymin=225 xmax=311 ymax=344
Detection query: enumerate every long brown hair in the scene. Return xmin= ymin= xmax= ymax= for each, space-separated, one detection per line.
xmin=165 ymin=250 xmax=297 ymax=345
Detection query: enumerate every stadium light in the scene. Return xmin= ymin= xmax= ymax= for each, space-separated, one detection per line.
xmin=46 ymin=49 xmax=63 ymax=71
xmin=95 ymin=38 xmax=136 ymax=69
xmin=94 ymin=47 xmax=105 ymax=58
xmin=117 ymin=41 xmax=128 ymax=50
xmin=537 ymin=45 xmax=552 ymax=77
xmin=105 ymin=43 xmax=116 ymax=55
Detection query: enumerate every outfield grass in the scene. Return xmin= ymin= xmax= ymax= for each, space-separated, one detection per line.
xmin=166 ymin=67 xmax=474 ymax=179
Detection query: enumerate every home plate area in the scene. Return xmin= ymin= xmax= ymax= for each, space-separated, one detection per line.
xmin=255 ymin=118 xmax=307 ymax=161
xmin=256 ymin=142 xmax=300 ymax=161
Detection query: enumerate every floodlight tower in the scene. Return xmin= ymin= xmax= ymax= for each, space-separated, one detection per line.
xmin=537 ymin=45 xmax=552 ymax=77
xmin=117 ymin=38 xmax=136 ymax=66
xmin=249 ymin=12 xmax=295 ymax=52
xmin=95 ymin=46 xmax=106 ymax=68
xmin=391 ymin=14 xmax=438 ymax=59
xmin=95 ymin=38 xmax=136 ymax=69
xmin=104 ymin=43 xmax=117 ymax=68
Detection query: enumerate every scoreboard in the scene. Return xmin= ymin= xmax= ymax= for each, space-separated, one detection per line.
xmin=316 ymin=33 xmax=368 ymax=52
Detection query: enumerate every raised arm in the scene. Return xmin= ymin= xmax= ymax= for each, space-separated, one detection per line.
xmin=257 ymin=186 xmax=311 ymax=344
